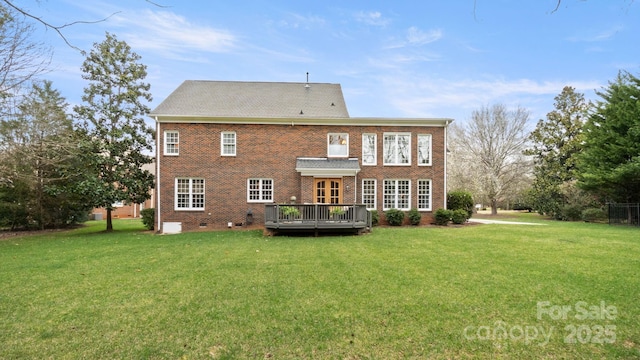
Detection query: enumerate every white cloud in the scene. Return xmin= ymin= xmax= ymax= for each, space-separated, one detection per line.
xmin=354 ymin=11 xmax=390 ymax=27
xmin=111 ymin=10 xmax=237 ymax=56
xmin=372 ymin=74 xmax=602 ymax=119
xmin=385 ymin=26 xmax=443 ymax=49
xmin=406 ymin=26 xmax=443 ymax=45
xmin=366 ymin=53 xmax=440 ymax=69
xmin=567 ymin=25 xmax=624 ymax=42
xmin=277 ymin=13 xmax=327 ymax=29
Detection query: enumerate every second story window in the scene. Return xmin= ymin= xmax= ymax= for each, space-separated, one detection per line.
xmin=417 ymin=134 xmax=432 ymax=166
xmin=164 ymin=130 xmax=179 ymax=155
xmin=362 ymin=133 xmax=377 ymax=165
xmin=328 ymin=133 xmax=348 ymax=157
xmin=383 ymin=133 xmax=411 ymax=165
xmin=221 ymin=131 xmax=236 ymax=156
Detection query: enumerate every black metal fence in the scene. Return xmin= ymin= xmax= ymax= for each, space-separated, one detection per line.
xmin=608 ymin=203 xmax=640 ymax=227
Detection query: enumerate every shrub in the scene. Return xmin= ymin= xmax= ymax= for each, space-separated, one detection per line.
xmin=560 ymin=204 xmax=583 ymax=221
xmin=447 ymin=191 xmax=474 ymax=220
xmin=451 ymin=209 xmax=468 ymax=224
xmin=385 ymin=209 xmax=405 ymax=226
xmin=581 ymin=208 xmax=607 ymax=222
xmin=434 ymin=209 xmax=452 ymax=226
xmin=408 ymin=208 xmax=422 ymax=225
xmin=280 ymin=206 xmax=301 ymax=219
xmin=369 ymin=210 xmax=379 ymax=226
xmin=141 ymin=208 xmax=155 ymax=230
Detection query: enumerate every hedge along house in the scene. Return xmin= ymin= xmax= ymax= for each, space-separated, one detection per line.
xmin=150 ymin=80 xmax=453 ymax=234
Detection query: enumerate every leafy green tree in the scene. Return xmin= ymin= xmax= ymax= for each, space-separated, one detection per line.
xmin=74 ymin=32 xmax=154 ymax=231
xmin=578 ymin=71 xmax=640 ymax=203
xmin=17 ymin=81 xmax=75 ymax=228
xmin=0 ymin=178 xmax=30 ymax=229
xmin=0 ymin=80 xmax=89 ymax=229
xmin=525 ymin=86 xmax=587 ymax=217
xmin=447 ymin=190 xmax=474 ymax=220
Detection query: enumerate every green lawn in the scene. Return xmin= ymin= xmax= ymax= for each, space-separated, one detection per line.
xmin=1 ymin=218 xmax=639 ymax=359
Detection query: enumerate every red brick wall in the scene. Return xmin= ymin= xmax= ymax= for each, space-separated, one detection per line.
xmin=157 ymin=122 xmax=447 ymax=231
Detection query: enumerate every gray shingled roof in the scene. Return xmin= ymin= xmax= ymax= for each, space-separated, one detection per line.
xmin=150 ymin=80 xmax=349 ymax=118
xmin=296 ymin=157 xmax=361 ymax=171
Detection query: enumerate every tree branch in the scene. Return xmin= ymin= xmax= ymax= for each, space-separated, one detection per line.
xmin=145 ymin=0 xmax=171 ymax=8
xmin=1 ymin=0 xmax=121 ymax=51
xmin=1 ymin=0 xmax=170 ymax=51
xmin=550 ymin=0 xmax=562 ymax=14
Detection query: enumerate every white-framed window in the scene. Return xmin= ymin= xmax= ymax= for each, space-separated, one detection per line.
xmin=328 ymin=133 xmax=349 ymax=157
xmin=383 ymin=179 xmax=410 ymax=210
xmin=383 ymin=133 xmax=411 ymax=165
xmin=417 ymin=179 xmax=432 ymax=211
xmin=417 ymin=134 xmax=432 ymax=166
xmin=247 ymin=178 xmax=273 ymax=203
xmin=175 ymin=178 xmax=205 ymax=210
xmin=221 ymin=132 xmax=236 ymax=156
xmin=362 ymin=179 xmax=377 ymax=210
xmin=164 ymin=130 xmax=179 ymax=155
xmin=362 ymin=133 xmax=377 ymax=165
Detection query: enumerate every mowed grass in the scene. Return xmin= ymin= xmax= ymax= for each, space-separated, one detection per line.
xmin=1 ymin=217 xmax=639 ymax=359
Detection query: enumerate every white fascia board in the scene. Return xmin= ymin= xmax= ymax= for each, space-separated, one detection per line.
xmin=151 ymin=115 xmax=454 ymax=127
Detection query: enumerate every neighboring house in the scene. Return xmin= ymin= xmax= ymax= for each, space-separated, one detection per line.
xmin=91 ymin=162 xmax=155 ymax=220
xmin=150 ymin=80 xmax=453 ymax=234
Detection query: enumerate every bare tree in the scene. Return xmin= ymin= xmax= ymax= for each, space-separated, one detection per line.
xmin=0 ymin=4 xmax=50 ymax=101
xmin=449 ymin=104 xmax=532 ymax=215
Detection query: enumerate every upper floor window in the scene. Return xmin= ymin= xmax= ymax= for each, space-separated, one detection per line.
xmin=417 ymin=134 xmax=432 ymax=166
xmin=221 ymin=132 xmax=236 ymax=156
xmin=362 ymin=134 xmax=377 ymax=165
xmin=328 ymin=133 xmax=348 ymax=157
xmin=383 ymin=133 xmax=411 ymax=165
xmin=164 ymin=130 xmax=179 ymax=156
xmin=247 ymin=178 xmax=273 ymax=203
xmin=175 ymin=178 xmax=205 ymax=210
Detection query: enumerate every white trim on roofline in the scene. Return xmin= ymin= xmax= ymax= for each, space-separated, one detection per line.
xmin=151 ymin=115 xmax=454 ymax=127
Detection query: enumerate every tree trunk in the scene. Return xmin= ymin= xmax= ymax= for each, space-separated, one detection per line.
xmin=491 ymin=199 xmax=498 ymax=215
xmin=106 ymin=208 xmax=113 ymax=231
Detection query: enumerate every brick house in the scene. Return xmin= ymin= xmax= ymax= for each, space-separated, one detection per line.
xmin=150 ymin=80 xmax=452 ymax=233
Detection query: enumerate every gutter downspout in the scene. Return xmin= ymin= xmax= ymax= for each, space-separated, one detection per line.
xmin=155 ymin=117 xmax=161 ymax=232
xmin=443 ymin=119 xmax=451 ymax=209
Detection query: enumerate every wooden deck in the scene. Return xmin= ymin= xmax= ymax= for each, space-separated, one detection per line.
xmin=264 ymin=204 xmax=372 ymax=235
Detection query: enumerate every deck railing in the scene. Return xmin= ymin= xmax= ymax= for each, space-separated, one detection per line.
xmin=265 ymin=204 xmax=371 ymax=231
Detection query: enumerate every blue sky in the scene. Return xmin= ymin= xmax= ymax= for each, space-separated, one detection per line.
xmin=24 ymin=0 xmax=640 ymax=125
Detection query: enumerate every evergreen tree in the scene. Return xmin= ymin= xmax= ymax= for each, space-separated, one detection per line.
xmin=0 ymin=80 xmax=88 ymax=229
xmin=525 ymin=86 xmax=587 ymax=216
xmin=578 ymin=71 xmax=640 ymax=203
xmin=74 ymin=32 xmax=154 ymax=231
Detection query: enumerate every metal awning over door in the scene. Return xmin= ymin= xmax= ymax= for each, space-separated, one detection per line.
xmin=295 ymin=157 xmax=361 ymax=177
